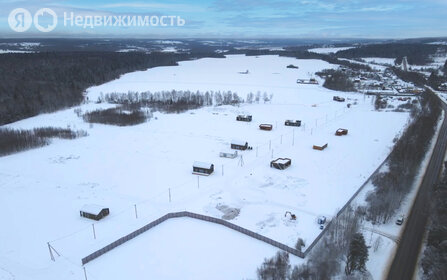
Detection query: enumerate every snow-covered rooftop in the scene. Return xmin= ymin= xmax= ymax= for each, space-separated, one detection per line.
xmin=272 ymin=158 xmax=291 ymax=164
xmin=81 ymin=204 xmax=107 ymax=215
xmin=193 ymin=161 xmax=213 ymax=169
xmin=231 ymin=140 xmax=247 ymax=146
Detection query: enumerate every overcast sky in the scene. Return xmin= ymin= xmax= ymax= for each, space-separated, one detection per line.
xmin=1 ymin=0 xmax=446 ymax=38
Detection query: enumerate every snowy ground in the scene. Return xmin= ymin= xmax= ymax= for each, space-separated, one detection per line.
xmin=362 ymin=57 xmax=396 ymax=66
xmin=85 ymin=217 xmax=301 ymax=280
xmin=0 ymin=55 xmax=410 ymax=280
xmin=308 ymin=46 xmax=354 ymax=54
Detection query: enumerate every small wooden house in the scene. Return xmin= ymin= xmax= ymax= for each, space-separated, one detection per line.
xmin=297 ymin=78 xmax=318 ymax=84
xmin=313 ymin=143 xmax=328 ymax=151
xmin=285 ymin=120 xmax=301 ymax=127
xmin=335 ymin=128 xmax=348 ymax=136
xmin=309 ymin=78 xmax=318 ymax=84
xmin=236 ymin=115 xmax=252 ymax=122
xmin=193 ymin=161 xmax=214 ymax=175
xmin=333 ymin=96 xmax=345 ymax=102
xmin=259 ymin=124 xmax=273 ymax=131
xmin=220 ymin=150 xmax=238 ymax=159
xmin=231 ymin=140 xmax=249 ymax=150
xmin=80 ymin=205 xmax=110 ymax=221
xmin=270 ymin=158 xmax=291 ymax=170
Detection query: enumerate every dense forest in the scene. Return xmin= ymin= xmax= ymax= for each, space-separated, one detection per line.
xmin=421 ymin=173 xmax=447 ymax=279
xmin=316 ymin=69 xmax=355 ymax=92
xmin=336 ymin=43 xmax=446 ymax=65
xmin=391 ymin=67 xmax=427 ymax=87
xmin=0 ymin=51 xmax=223 ymax=125
xmin=0 ymin=127 xmax=87 ymax=156
xmin=366 ymin=90 xmax=441 ymax=223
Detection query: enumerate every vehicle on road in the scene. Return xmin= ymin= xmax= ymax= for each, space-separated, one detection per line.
xmin=396 ymin=215 xmax=405 ymax=225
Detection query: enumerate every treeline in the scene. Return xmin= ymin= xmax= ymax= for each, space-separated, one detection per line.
xmin=0 ymin=127 xmax=87 ymax=156
xmin=82 ymin=108 xmax=149 ymax=126
xmin=257 ymin=206 xmax=370 ymax=279
xmin=101 ymin=90 xmax=249 ymax=113
xmin=0 ymin=51 xmax=222 ymax=125
xmin=427 ymin=60 xmax=447 ymax=90
xmin=366 ymin=90 xmax=441 ymax=224
xmin=84 ymin=90 xmax=249 ymax=125
xmin=278 ymin=50 xmax=372 ymax=71
xmin=391 ymin=67 xmax=427 ymax=87
xmin=336 ymin=43 xmax=445 ymax=65
xmin=317 ymin=69 xmax=355 ymax=92
xmin=421 ymin=174 xmax=447 ymax=279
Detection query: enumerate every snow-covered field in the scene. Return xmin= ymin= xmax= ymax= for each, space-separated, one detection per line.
xmin=308 ymin=46 xmax=354 ymax=54
xmin=0 ymin=55 xmax=410 ymax=279
xmin=362 ymin=57 xmax=396 ymax=66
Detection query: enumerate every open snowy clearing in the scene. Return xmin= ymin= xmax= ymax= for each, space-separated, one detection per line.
xmin=85 ymin=217 xmax=302 ymax=280
xmin=0 ymin=55 xmax=410 ymax=279
xmin=307 ymin=46 xmax=354 ymax=54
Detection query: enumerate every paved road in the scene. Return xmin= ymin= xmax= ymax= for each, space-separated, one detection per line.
xmin=386 ymin=95 xmax=447 ymax=280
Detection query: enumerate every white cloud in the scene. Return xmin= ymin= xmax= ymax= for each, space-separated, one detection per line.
xmin=101 ymin=2 xmax=205 ymax=12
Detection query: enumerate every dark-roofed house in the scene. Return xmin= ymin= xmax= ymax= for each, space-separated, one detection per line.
xmin=259 ymin=124 xmax=273 ymax=131
xmin=193 ymin=161 xmax=214 ymax=175
xmin=335 ymin=128 xmax=348 ymax=136
xmin=285 ymin=120 xmax=301 ymax=127
xmin=80 ymin=205 xmax=110 ymax=221
xmin=313 ymin=143 xmax=328 ymax=151
xmin=270 ymin=158 xmax=291 ymax=170
xmin=236 ymin=115 xmax=252 ymax=122
xmin=231 ymin=140 xmax=249 ymax=150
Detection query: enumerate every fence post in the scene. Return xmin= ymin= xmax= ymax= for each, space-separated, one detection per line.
xmin=92 ymin=224 xmax=96 ymax=239
xmin=134 ymin=204 xmax=138 ymax=219
xmin=48 ymin=242 xmax=54 ymax=261
xmin=83 ymin=266 xmax=88 ymax=280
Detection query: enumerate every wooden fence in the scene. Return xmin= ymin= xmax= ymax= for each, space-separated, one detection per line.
xmin=81 ymin=211 xmax=303 ymax=265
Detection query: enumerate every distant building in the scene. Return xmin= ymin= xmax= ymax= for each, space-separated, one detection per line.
xmin=219 ymin=150 xmax=238 ymax=159
xmin=335 ymin=128 xmax=348 ymax=136
xmin=231 ymin=140 xmax=249 ymax=150
xmin=270 ymin=158 xmax=291 ymax=170
xmin=192 ymin=161 xmax=214 ymax=175
xmin=259 ymin=124 xmax=273 ymax=131
xmin=401 ymin=56 xmax=408 ymax=72
xmin=333 ymin=96 xmax=345 ymax=102
xmin=80 ymin=205 xmax=110 ymax=221
xmin=236 ymin=115 xmax=252 ymax=122
xmin=285 ymin=120 xmax=301 ymax=127
xmin=313 ymin=143 xmax=328 ymax=151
